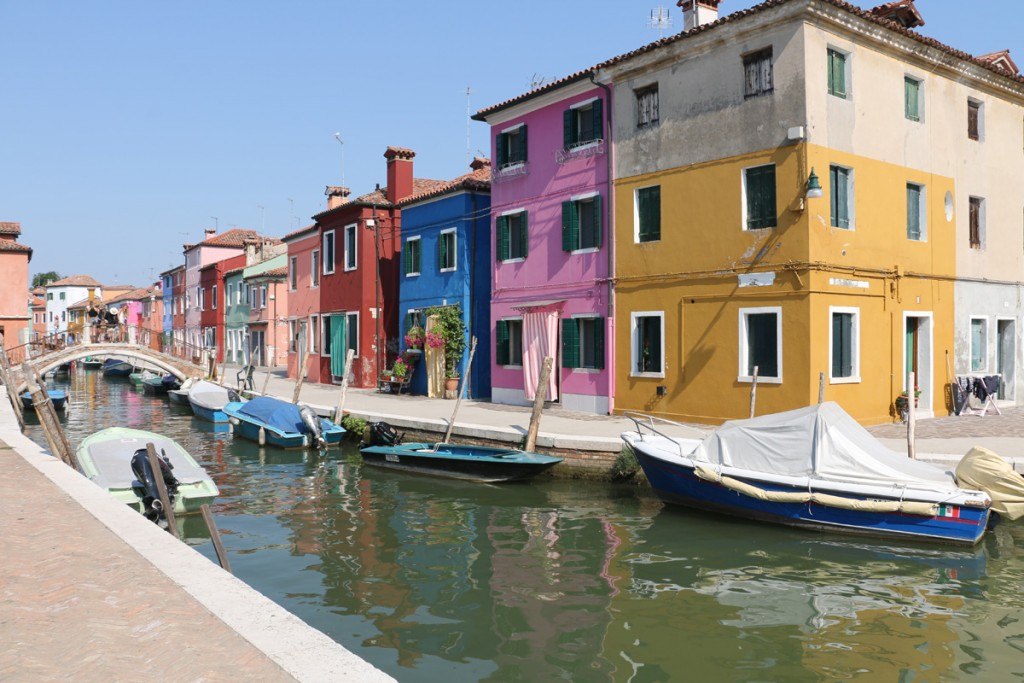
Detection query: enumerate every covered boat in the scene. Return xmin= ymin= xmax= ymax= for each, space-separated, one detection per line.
xmin=360 ymin=422 xmax=562 ymax=483
xmin=81 ymin=356 xmax=103 ymax=369
xmin=130 ymin=369 xmax=158 ymax=387
xmin=188 ymin=380 xmax=240 ymax=423
xmin=622 ymin=403 xmax=992 ymax=545
xmin=21 ymin=389 xmax=68 ymax=411
xmin=168 ymin=378 xmax=194 ymax=405
xmin=142 ymin=374 xmax=180 ymax=396
xmin=76 ymin=428 xmax=219 ymax=515
xmin=223 ymin=396 xmax=345 ymax=449
xmin=102 ymin=358 xmax=134 ymax=377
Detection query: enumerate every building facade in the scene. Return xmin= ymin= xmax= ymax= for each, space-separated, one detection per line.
xmin=242 ymin=254 xmax=288 ymax=367
xmin=182 ymin=229 xmax=259 ymax=350
xmin=476 ymin=82 xmax=614 ymax=414
xmin=223 ymin=268 xmax=248 ymax=365
xmin=44 ymin=275 xmax=102 ymax=337
xmin=0 ymin=222 xmax=32 ymax=348
xmin=396 ymin=158 xmax=492 ymax=398
xmin=283 ymin=225 xmax=323 ymax=381
xmin=199 ymin=254 xmax=245 ymax=362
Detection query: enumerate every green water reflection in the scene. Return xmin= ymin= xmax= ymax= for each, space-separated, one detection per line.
xmin=24 ymin=370 xmax=1024 ymax=681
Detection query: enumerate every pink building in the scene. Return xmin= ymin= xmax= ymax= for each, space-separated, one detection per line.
xmin=283 ymin=224 xmax=322 ymax=382
xmin=0 ymin=222 xmax=32 ymax=348
xmin=475 ymin=81 xmax=614 ymax=414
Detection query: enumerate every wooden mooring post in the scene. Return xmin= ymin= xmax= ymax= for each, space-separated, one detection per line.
xmin=749 ymin=365 xmax=759 ymax=419
xmin=907 ymin=371 xmax=917 ymax=460
xmin=22 ymin=362 xmax=76 ymax=468
xmin=444 ymin=337 xmax=477 ymax=444
xmin=332 ymin=349 xmax=356 ymax=424
xmin=818 ymin=372 xmax=825 ymax=404
xmin=145 ymin=442 xmax=179 ymax=538
xmin=524 ymin=356 xmax=553 ymax=453
xmin=292 ymin=349 xmax=311 ymax=404
xmin=0 ymin=357 xmax=25 ymax=431
xmin=200 ymin=503 xmax=232 ymax=574
xmin=260 ymin=366 xmax=273 ymax=396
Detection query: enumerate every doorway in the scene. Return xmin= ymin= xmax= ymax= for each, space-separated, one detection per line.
xmin=997 ymin=319 xmax=1015 ymax=400
xmin=250 ymin=330 xmax=265 ymax=366
xmin=903 ymin=313 xmax=933 ymax=417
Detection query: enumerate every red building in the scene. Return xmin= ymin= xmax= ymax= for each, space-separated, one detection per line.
xmin=199 ymin=254 xmax=245 ymax=362
xmin=283 ymin=225 xmax=322 ymax=382
xmin=312 ymin=146 xmax=440 ymax=388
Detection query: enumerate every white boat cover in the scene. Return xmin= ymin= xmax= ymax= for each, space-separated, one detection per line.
xmin=82 ymin=432 xmax=210 ymax=489
xmin=188 ymin=380 xmax=232 ymax=411
xmin=955 ymin=447 xmax=1024 ymax=520
xmin=693 ymin=402 xmax=959 ymax=493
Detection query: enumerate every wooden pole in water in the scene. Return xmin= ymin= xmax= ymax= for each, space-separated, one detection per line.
xmin=260 ymin=365 xmax=272 ymax=396
xmin=0 ymin=359 xmax=25 ymax=431
xmin=292 ymin=348 xmax=311 ymax=404
xmin=145 ymin=442 xmax=179 ymax=538
xmin=818 ymin=372 xmax=825 ymax=404
xmin=24 ymin=363 xmax=75 ymax=467
xmin=332 ymin=348 xmax=356 ymax=424
xmin=200 ymin=503 xmax=232 ymax=574
xmin=749 ymin=365 xmax=759 ymax=419
xmin=907 ymin=371 xmax=917 ymax=460
xmin=524 ymin=356 xmax=553 ymax=453
xmin=444 ymin=337 xmax=477 ymax=444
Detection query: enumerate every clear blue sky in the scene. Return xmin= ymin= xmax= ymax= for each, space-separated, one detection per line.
xmin=2 ymin=1 xmax=1020 ymax=286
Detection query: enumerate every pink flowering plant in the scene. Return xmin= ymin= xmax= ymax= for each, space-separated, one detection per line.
xmin=425 ymin=331 xmax=445 ymax=349
xmin=404 ymin=325 xmax=425 ymax=349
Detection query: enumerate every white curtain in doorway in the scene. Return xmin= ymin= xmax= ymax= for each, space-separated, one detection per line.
xmin=522 ymin=308 xmax=558 ymax=402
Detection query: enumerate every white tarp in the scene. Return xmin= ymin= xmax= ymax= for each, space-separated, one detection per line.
xmin=188 ymin=380 xmax=232 ymax=411
xmin=693 ymin=402 xmax=958 ymax=492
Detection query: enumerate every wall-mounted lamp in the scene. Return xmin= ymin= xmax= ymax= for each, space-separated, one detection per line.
xmin=806 ymin=168 xmax=823 ymax=199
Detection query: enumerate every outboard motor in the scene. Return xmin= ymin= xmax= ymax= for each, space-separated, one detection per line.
xmin=299 ymin=405 xmax=326 ymax=449
xmin=130 ymin=448 xmax=180 ymax=523
xmin=227 ymin=389 xmax=241 ymax=403
xmin=365 ymin=422 xmax=403 ymax=448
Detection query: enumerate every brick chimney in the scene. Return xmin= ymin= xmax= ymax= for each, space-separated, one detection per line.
xmin=325 ymin=185 xmax=351 ymax=210
xmin=384 ymin=146 xmax=415 ymax=204
xmin=470 ymin=157 xmax=490 ymax=172
xmin=678 ymin=0 xmax=721 ymax=31
xmin=204 ymin=228 xmax=217 ymax=240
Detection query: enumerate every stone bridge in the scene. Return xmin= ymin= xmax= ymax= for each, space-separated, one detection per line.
xmin=9 ymin=343 xmax=204 ymax=393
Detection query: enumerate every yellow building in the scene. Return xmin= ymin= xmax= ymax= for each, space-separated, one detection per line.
xmin=596 ymin=0 xmax=1023 ymax=425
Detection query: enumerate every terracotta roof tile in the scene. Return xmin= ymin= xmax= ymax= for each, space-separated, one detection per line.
xmin=475 ymin=0 xmax=1023 ymax=119
xmin=0 ymin=221 xmax=22 ymax=236
xmin=978 ymin=50 xmax=1020 ymax=76
xmin=397 ymin=160 xmax=491 ymax=207
xmin=0 ymin=240 xmax=32 ymax=255
xmin=315 ymin=178 xmax=447 ymax=220
xmin=283 ymin=223 xmax=318 ymax=241
xmin=185 ymin=228 xmax=279 ymax=250
xmin=47 ymin=274 xmax=102 ymax=288
xmin=106 ymin=287 xmax=154 ymax=304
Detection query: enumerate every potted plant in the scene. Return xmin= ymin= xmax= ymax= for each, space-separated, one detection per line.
xmin=895 ymin=387 xmax=922 ymax=421
xmin=391 ymin=358 xmax=408 ymax=380
xmin=404 ymin=325 xmax=425 ymax=351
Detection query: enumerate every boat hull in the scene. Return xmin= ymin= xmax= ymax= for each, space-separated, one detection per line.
xmin=168 ymin=389 xmax=191 ymax=405
xmin=631 ymin=446 xmax=989 ymax=546
xmin=360 ymin=443 xmax=562 ymax=483
xmin=21 ymin=391 xmax=67 ymax=411
xmin=191 ymin=402 xmax=229 ymax=424
xmin=231 ymin=417 xmax=344 ymax=449
xmin=142 ymin=380 xmax=168 ymax=395
xmin=102 ymin=362 xmax=133 ymax=377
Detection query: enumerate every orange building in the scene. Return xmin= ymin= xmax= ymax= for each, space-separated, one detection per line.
xmin=0 ymin=222 xmax=32 ymax=349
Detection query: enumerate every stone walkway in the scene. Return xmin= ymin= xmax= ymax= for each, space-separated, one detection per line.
xmin=0 ymin=440 xmax=294 ymax=682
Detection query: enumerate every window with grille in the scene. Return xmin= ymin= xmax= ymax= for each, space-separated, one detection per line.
xmin=496 ymin=126 xmax=527 ymax=167
xmin=744 ymin=48 xmax=773 ymax=98
xmin=562 ymin=196 xmax=602 ymax=251
xmin=636 ymin=85 xmax=659 ymax=128
xmin=496 ymin=212 xmax=528 ymax=261
xmin=636 ymin=186 xmax=661 ymax=242
xmin=744 ymin=165 xmax=777 ymax=230
xmin=564 ymin=99 xmax=603 ymax=148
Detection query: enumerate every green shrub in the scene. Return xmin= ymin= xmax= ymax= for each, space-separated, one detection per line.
xmin=610 ymin=447 xmax=640 ymax=481
xmin=341 ymin=415 xmax=368 ymax=440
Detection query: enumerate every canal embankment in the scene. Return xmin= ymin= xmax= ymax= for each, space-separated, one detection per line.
xmin=0 ymin=396 xmax=394 ymax=682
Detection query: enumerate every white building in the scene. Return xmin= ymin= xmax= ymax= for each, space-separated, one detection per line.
xmin=44 ymin=275 xmax=102 ymax=336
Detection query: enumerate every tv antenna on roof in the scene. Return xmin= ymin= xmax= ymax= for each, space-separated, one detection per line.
xmin=529 ymin=73 xmax=548 ymax=90
xmin=649 ymin=6 xmax=673 ymax=38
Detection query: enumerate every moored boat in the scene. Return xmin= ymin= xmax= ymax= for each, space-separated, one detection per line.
xmin=51 ymin=362 xmax=72 ymax=378
xmin=223 ymin=396 xmax=345 ymax=449
xmin=360 ymin=422 xmax=563 ymax=483
xmin=102 ymin=358 xmax=134 ymax=377
xmin=622 ymin=403 xmax=992 ymax=546
xmin=130 ymin=369 xmax=157 ymax=387
xmin=21 ymin=389 xmax=68 ymax=411
xmin=81 ymin=356 xmax=103 ymax=369
xmin=142 ymin=374 xmax=179 ymax=396
xmin=188 ymin=380 xmax=239 ymax=423
xmin=168 ymin=377 xmax=195 ymax=406
xmin=76 ymin=427 xmax=219 ymax=516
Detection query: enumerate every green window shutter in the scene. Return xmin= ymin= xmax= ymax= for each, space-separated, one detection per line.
xmin=496 ymin=320 xmax=509 ymax=365
xmin=592 ymin=98 xmax=603 ymax=140
xmin=746 ymin=166 xmax=776 ymax=230
xmin=592 ymin=194 xmax=603 ymax=248
xmin=831 ymin=313 xmax=843 ymax=377
xmin=593 ymin=317 xmax=605 ymax=370
xmin=563 ymin=109 xmax=573 ymax=147
xmin=906 ymin=184 xmax=921 ymax=240
xmin=496 ymin=216 xmax=508 ymax=261
xmin=414 ymin=240 xmax=421 ymax=272
xmin=561 ymin=318 xmax=579 ymax=369
xmin=562 ymin=201 xmax=579 ymax=251
xmin=520 ymin=212 xmax=529 ymax=258
xmin=904 ymin=77 xmax=919 ymax=121
xmin=496 ymin=133 xmax=506 ymax=167
xmin=330 ymin=315 xmax=347 ymax=376
xmin=518 ymin=125 xmax=528 ymax=162
xmin=638 ymin=187 xmax=661 ymax=241
xmin=830 ymin=167 xmax=849 ymax=229
xmin=437 ymin=235 xmax=444 ymax=271
xmin=829 ymin=50 xmax=846 ymax=98
xmin=650 ymin=187 xmax=661 ymax=239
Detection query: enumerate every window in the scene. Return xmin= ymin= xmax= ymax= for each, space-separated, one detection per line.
xmin=906 ymin=183 xmax=925 ymax=241
xmin=212 ymin=285 xmax=218 ymax=310
xmin=562 ymin=316 xmax=604 ymax=370
xmin=345 ymin=312 xmax=358 ymax=356
xmin=830 ymin=308 xmax=860 ymax=382
xmin=636 ymin=85 xmax=659 ymax=128
xmin=969 ymin=196 xmax=984 ymax=249
xmin=309 ymin=315 xmax=318 ymax=354
xmin=496 ymin=125 xmax=527 ymax=168
xmin=343 ymin=224 xmax=358 ymax=271
xmin=632 ymin=312 xmax=664 ymax=376
xmin=829 ymin=165 xmax=854 ymax=229
xmin=971 ymin=317 xmax=988 ymax=372
xmin=743 ymin=48 xmax=773 ymax=98
xmin=562 ymin=195 xmax=602 ymax=252
xmin=260 ymin=285 xmax=267 ymax=309
xmin=827 ymin=48 xmax=848 ymax=99
xmin=321 ymin=315 xmax=331 ymax=357
xmin=59 ymin=292 xmax=65 ymax=301
xmin=311 ymin=250 xmax=320 ymax=287
xmin=905 ymin=76 xmax=921 ymax=122
xmin=497 ymin=211 xmax=528 ymax=261
xmin=404 ymin=310 xmax=424 ymax=335
xmin=636 ymin=186 xmax=661 ymax=243
xmin=564 ymin=98 xmax=603 ymax=148
xmin=289 ymin=257 xmax=297 ymax=290
xmin=199 ymin=287 xmax=206 ymax=311
xmin=235 ymin=285 xmax=242 ymax=305
xmin=968 ymin=99 xmax=982 ymax=141
xmin=739 ymin=307 xmax=781 ymax=381
xmin=47 ymin=292 xmax=52 ymax=301
xmin=323 ymin=230 xmax=336 ymax=274
xmin=438 ymin=230 xmax=456 ymax=271
xmin=226 ymin=283 xmax=233 ymax=305
xmin=495 ymin=319 xmax=523 ymax=366
xmin=744 ymin=164 xmax=777 ymax=230
xmin=404 ymin=237 xmax=421 ymax=276
xmin=288 ymin=320 xmax=297 ymax=353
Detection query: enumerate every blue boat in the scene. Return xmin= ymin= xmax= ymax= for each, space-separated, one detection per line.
xmin=102 ymin=358 xmax=134 ymax=377
xmin=21 ymin=390 xmax=68 ymax=411
xmin=187 ymin=380 xmax=238 ymax=424
xmin=223 ymin=396 xmax=345 ymax=449
xmin=622 ymin=403 xmax=992 ymax=546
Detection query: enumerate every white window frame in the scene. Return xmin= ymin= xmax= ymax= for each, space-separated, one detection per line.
xmin=212 ymin=285 xmax=218 ymax=310
xmin=828 ymin=306 xmax=861 ymax=384
xmin=567 ymin=97 xmax=601 ymax=152
xmin=405 ymin=236 xmax=422 ymax=276
xmin=630 ymin=311 xmax=665 ymax=379
xmin=344 ymin=223 xmax=358 ymax=272
xmin=633 ymin=184 xmax=661 ymax=244
xmin=309 ymin=314 xmax=318 ymax=354
xmin=199 ymin=287 xmax=205 ymax=311
xmin=226 ymin=283 xmax=233 ymax=305
xmin=499 ymin=208 xmax=527 ymax=264
xmin=260 ymin=285 xmax=267 ymax=310
xmin=289 ymin=256 xmax=298 ymax=291
xmin=311 ymin=249 xmax=320 ymax=288
xmin=740 ymin=163 xmax=777 ymax=232
xmin=738 ymin=306 xmax=783 ymax=384
xmin=570 ymin=191 xmax=601 ymax=254
xmin=288 ymin=320 xmax=297 ymax=353
xmin=970 ymin=316 xmax=989 ymax=373
xmin=498 ymin=123 xmax=525 ymax=170
xmin=346 ymin=311 xmax=359 ymax=357
xmin=499 ymin=316 xmax=524 ymax=368
xmin=829 ymin=164 xmax=856 ymax=231
xmin=907 ymin=182 xmax=927 ymax=242
xmin=323 ymin=230 xmax=336 ymax=275
xmin=321 ymin=316 xmax=332 ymax=358
xmin=570 ymin=313 xmax=602 ymax=374
xmin=439 ymin=229 xmax=457 ymax=272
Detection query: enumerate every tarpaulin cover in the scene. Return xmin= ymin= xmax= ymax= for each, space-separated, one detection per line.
xmin=188 ymin=380 xmax=231 ymax=411
xmin=955 ymin=447 xmax=1024 ymax=520
xmin=693 ymin=402 xmax=959 ymax=492
xmin=238 ymin=396 xmax=307 ymax=434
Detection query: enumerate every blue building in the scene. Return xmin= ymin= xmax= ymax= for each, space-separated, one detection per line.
xmin=396 ymin=158 xmax=491 ymax=398
xmin=159 ymin=265 xmax=182 ymax=347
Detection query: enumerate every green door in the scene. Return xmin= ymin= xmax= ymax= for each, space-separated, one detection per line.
xmin=330 ymin=314 xmax=347 ymax=377
xmin=905 ymin=318 xmax=918 ymax=382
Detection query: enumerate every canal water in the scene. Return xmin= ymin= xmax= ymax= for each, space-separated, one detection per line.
xmin=25 ymin=369 xmax=1024 ymax=681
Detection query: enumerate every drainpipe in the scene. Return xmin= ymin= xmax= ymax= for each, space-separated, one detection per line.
xmin=468 ymin=189 xmax=477 ymax=398
xmin=590 ymin=72 xmax=615 ymax=414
